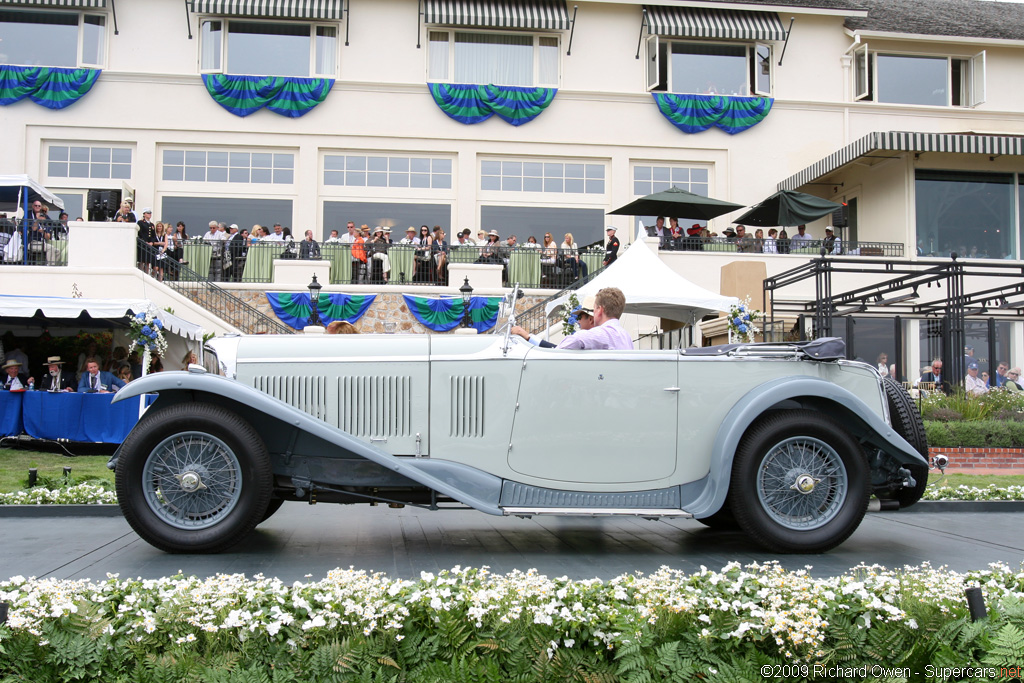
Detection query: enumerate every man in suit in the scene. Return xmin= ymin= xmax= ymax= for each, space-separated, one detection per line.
xmin=2 ymin=359 xmax=32 ymax=390
xmin=78 ymin=358 xmax=126 ymax=393
xmin=38 ymin=356 xmax=75 ymax=392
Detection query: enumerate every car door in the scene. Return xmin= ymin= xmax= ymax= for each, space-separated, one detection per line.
xmin=508 ymin=349 xmax=678 ymax=486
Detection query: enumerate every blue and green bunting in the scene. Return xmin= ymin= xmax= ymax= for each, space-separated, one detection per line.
xmin=267 ymin=292 xmax=376 ymax=330
xmin=652 ymin=94 xmax=773 ymax=135
xmin=428 ymin=83 xmax=556 ymax=126
xmin=0 ymin=65 xmax=101 ymax=109
xmin=202 ymin=74 xmax=334 ymax=118
xmin=403 ymin=295 xmax=501 ymax=333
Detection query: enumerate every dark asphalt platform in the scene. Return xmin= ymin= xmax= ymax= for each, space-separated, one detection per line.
xmin=2 ymin=504 xmax=1022 ymax=582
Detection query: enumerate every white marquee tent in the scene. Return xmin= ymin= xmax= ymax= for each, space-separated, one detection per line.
xmin=543 ymin=238 xmax=738 ymax=324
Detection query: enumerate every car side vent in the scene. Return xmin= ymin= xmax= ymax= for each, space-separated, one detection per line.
xmin=450 ymin=375 xmax=485 ymax=438
xmin=340 ymin=375 xmax=413 ymax=437
xmin=251 ymin=375 xmax=328 ymax=421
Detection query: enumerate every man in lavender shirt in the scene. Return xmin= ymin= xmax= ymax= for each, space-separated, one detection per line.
xmin=556 ymin=287 xmax=632 ymax=350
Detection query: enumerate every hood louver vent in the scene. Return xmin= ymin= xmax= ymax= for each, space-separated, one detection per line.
xmin=252 ymin=375 xmax=328 ymax=422
xmin=340 ymin=375 xmax=413 ymax=438
xmin=450 ymin=375 xmax=485 ymax=438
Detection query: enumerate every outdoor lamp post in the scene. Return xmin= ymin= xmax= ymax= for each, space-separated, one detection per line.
xmin=308 ymin=274 xmax=323 ymax=327
xmin=460 ymin=277 xmax=473 ymax=329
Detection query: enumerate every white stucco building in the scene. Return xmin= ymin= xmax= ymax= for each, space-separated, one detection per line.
xmin=2 ymin=0 xmax=1024 ymax=382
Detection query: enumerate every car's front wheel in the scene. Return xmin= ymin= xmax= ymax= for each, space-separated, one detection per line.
xmin=116 ymin=402 xmax=273 ymax=553
xmin=730 ymin=411 xmax=869 ymax=553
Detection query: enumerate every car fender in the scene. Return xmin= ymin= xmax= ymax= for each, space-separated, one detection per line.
xmin=113 ymin=371 xmax=504 ymax=515
xmin=688 ymin=375 xmax=928 ymax=519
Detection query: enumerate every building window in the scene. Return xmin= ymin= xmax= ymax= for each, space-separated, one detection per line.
xmin=323 ymin=201 xmax=452 ymax=240
xmin=854 ymin=45 xmax=985 ymax=107
xmin=324 ymin=155 xmax=452 ymax=189
xmin=480 ymin=206 xmax=605 ymax=247
xmin=161 ymin=196 xmax=293 ymax=235
xmin=633 ymin=165 xmax=709 ymax=197
xmin=647 ymin=37 xmax=771 ymax=96
xmin=0 ymin=9 xmax=105 ymax=68
xmin=428 ymin=30 xmax=559 ymax=87
xmin=915 ymin=170 xmax=1014 ymax=259
xmin=199 ymin=19 xmax=337 ymax=77
xmin=48 ymin=145 xmax=131 ymax=180
xmin=481 ymin=160 xmax=604 ymax=194
xmin=162 ymin=149 xmax=295 ymax=185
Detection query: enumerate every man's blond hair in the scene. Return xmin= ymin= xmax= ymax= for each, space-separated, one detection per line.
xmin=595 ymin=287 xmax=625 ymax=319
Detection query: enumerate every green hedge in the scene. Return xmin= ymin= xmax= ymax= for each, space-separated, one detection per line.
xmin=924 ymin=420 xmax=1024 ymax=448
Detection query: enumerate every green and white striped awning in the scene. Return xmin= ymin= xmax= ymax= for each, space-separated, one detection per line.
xmin=190 ymin=0 xmax=342 ymax=20
xmin=780 ymin=131 xmax=1024 ymax=191
xmin=0 ymin=0 xmax=107 ymax=7
xmin=424 ymin=0 xmax=570 ymax=31
xmin=645 ymin=4 xmax=785 ymax=42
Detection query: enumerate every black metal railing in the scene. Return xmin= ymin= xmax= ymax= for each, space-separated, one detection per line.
xmin=656 ymin=236 xmax=904 ymax=257
xmin=0 ymin=219 xmax=69 ymax=266
xmin=171 ymin=241 xmax=606 ymax=289
xmin=136 ymin=239 xmax=292 ymax=335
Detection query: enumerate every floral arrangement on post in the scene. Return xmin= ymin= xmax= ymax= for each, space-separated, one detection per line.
xmin=127 ymin=309 xmax=168 ymax=361
xmin=561 ymin=292 xmax=581 ymax=336
xmin=728 ymin=297 xmax=762 ymax=344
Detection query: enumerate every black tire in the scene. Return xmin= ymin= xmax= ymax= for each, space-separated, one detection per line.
xmin=695 ymin=502 xmax=740 ymax=530
xmin=878 ymin=377 xmax=929 ymax=508
xmin=260 ymin=497 xmax=286 ymax=524
xmin=729 ymin=411 xmax=870 ymax=553
xmin=116 ymin=402 xmax=273 ymax=553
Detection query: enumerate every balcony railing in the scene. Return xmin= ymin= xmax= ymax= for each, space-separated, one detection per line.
xmin=656 ymin=236 xmax=904 ymax=257
xmin=172 ymin=241 xmax=606 ymax=289
xmin=0 ymin=219 xmax=69 ymax=267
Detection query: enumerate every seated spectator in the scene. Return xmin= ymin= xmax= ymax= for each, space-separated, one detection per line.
xmin=326 ymin=320 xmax=358 ymax=334
xmin=965 ymin=361 xmax=987 ymax=396
xmin=431 ymin=226 xmax=449 ymax=281
xmin=735 ymin=225 xmax=755 ymax=253
xmin=78 ymin=358 xmax=126 ymax=393
xmin=763 ymin=228 xmax=778 ymax=254
xmin=38 ymin=356 xmax=75 ymax=392
xmin=523 ymin=235 xmax=540 ymax=249
xmin=181 ymin=350 xmax=198 ymax=369
xmin=106 ymin=346 xmax=128 ymax=373
xmin=2 ymin=359 xmax=31 ymax=391
xmin=117 ymin=365 xmax=134 ymax=384
xmin=1006 ymin=367 xmax=1022 ymax=392
xmin=325 ymin=229 xmax=342 ymax=243
xmin=540 ymin=232 xmax=558 ymax=266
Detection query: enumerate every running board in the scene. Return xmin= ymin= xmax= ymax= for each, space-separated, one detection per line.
xmin=502 ymin=507 xmax=692 ymax=518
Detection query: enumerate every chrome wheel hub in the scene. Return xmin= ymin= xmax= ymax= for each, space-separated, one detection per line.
xmin=176 ymin=471 xmax=206 ymax=493
xmin=792 ymin=474 xmax=819 ymax=494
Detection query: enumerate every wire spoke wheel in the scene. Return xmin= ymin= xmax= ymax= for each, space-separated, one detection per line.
xmin=142 ymin=432 xmax=242 ymax=530
xmin=756 ymin=436 xmax=847 ymax=531
xmin=730 ymin=410 xmax=869 ymax=553
xmin=116 ymin=402 xmax=272 ymax=553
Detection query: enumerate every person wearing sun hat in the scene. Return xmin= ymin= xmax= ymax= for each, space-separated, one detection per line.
xmin=38 ymin=356 xmax=75 ymax=392
xmin=2 ymin=359 xmax=32 ymax=391
xmin=511 ymin=296 xmax=598 ymax=348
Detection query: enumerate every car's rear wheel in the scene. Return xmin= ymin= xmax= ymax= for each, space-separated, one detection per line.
xmin=878 ymin=377 xmax=929 ymax=508
xmin=116 ymin=403 xmax=272 ymax=553
xmin=730 ymin=411 xmax=869 ymax=553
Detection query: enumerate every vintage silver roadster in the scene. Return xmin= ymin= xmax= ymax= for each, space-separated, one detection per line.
xmin=109 ymin=333 xmax=929 ymax=554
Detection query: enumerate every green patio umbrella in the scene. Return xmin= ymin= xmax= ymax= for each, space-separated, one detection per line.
xmin=734 ymin=190 xmax=842 ymax=227
xmin=608 ymin=187 xmax=745 ymax=221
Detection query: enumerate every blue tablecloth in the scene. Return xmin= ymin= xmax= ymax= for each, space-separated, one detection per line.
xmin=0 ymin=391 xmax=23 ymax=436
xmin=19 ymin=392 xmax=152 ymax=443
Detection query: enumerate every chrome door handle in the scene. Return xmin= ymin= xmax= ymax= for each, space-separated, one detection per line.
xmin=663 ymin=387 xmax=681 ymax=392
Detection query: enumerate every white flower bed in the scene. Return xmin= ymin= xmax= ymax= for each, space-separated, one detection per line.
xmin=0 ymin=562 xmax=1022 ymax=665
xmin=922 ymin=484 xmax=1024 ymax=501
xmin=3 ymin=482 xmax=1024 ymax=506
xmin=0 ymin=483 xmax=117 ymax=506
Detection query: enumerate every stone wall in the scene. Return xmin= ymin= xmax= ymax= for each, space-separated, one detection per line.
xmin=229 ymin=289 xmax=548 ymax=334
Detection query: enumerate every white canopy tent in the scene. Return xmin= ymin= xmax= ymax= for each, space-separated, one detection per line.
xmin=543 ymin=238 xmax=739 ymax=324
xmin=0 ymin=295 xmax=202 ymax=341
xmin=0 ymin=174 xmax=65 ymax=214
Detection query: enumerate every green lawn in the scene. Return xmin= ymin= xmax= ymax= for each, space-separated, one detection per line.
xmin=930 ymin=472 xmax=1024 ymax=489
xmin=0 ymin=447 xmax=1021 ymax=494
xmin=0 ymin=448 xmax=115 ymax=492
